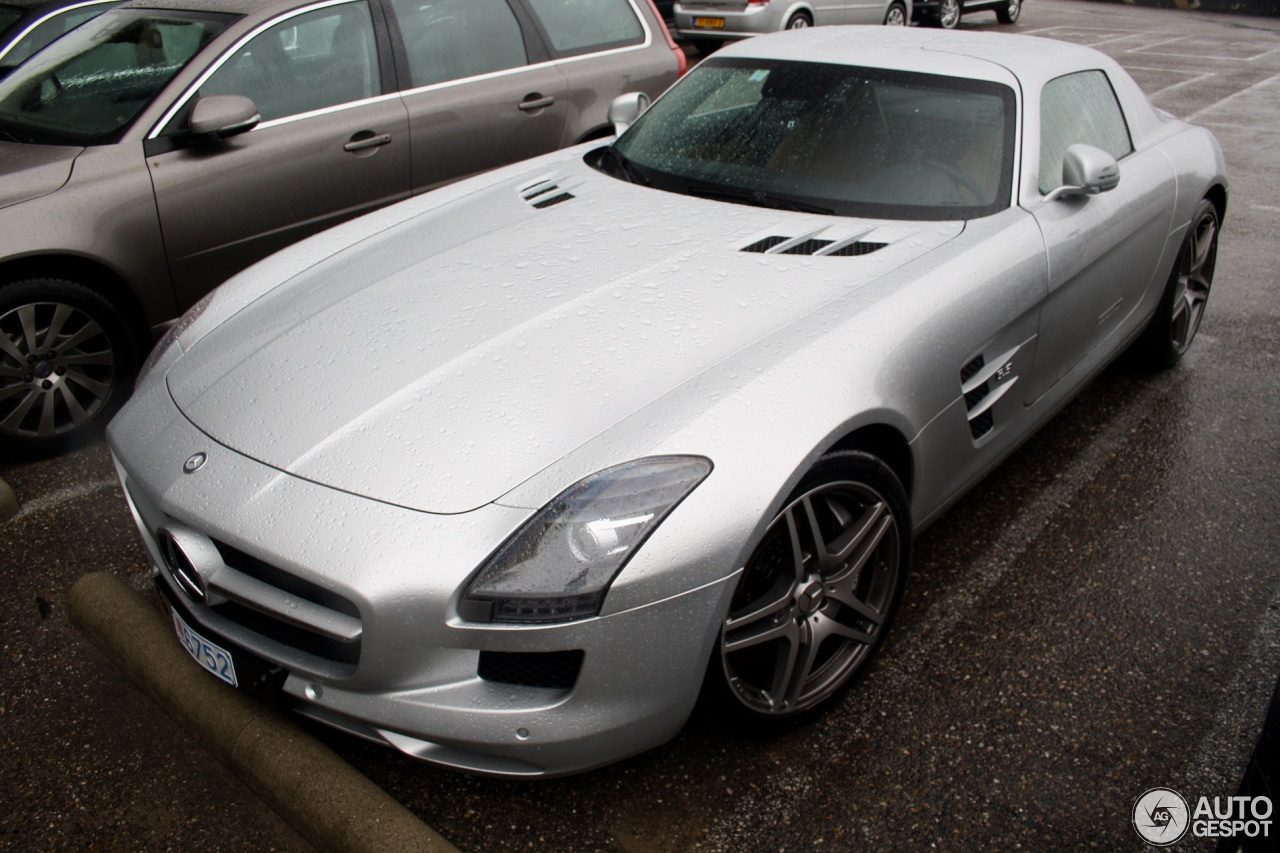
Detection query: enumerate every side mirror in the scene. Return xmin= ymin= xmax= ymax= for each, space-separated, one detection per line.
xmin=607 ymin=92 xmax=651 ymax=137
xmin=188 ymin=95 xmax=260 ymax=141
xmin=1044 ymin=144 xmax=1121 ymax=201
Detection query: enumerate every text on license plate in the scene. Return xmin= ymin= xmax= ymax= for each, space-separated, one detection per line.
xmin=172 ymin=610 xmax=238 ymax=687
xmin=694 ymin=16 xmax=725 ymax=28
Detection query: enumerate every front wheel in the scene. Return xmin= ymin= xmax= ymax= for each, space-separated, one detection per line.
xmin=1133 ymin=198 xmax=1219 ymax=369
xmin=996 ymin=0 xmax=1020 ymax=23
xmin=0 ymin=278 xmax=140 ymax=457
xmin=714 ymin=451 xmax=910 ymax=719
xmin=884 ymin=1 xmax=908 ymax=25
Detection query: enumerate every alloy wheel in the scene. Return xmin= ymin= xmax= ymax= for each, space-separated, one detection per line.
xmin=721 ymin=475 xmax=903 ymax=716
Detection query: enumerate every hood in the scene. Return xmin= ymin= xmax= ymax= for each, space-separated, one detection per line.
xmin=168 ymin=160 xmax=963 ymax=514
xmin=0 ymin=141 xmax=82 ymax=210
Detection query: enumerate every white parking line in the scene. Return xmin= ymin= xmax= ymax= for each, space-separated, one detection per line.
xmin=1187 ymin=73 xmax=1280 ymax=122
xmin=10 ymin=479 xmax=119 ymax=524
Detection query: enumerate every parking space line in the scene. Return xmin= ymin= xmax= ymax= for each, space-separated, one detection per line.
xmin=10 ymin=479 xmax=118 ymax=524
xmin=1187 ymin=72 xmax=1280 ymax=122
xmin=1127 ymin=67 xmax=1214 ymax=97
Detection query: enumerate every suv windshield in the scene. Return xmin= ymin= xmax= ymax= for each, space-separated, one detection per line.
xmin=0 ymin=8 xmax=232 ymax=145
xmin=604 ymin=58 xmax=1017 ymax=221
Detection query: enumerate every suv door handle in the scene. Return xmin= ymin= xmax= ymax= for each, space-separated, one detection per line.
xmin=343 ymin=132 xmax=392 ymax=152
xmin=518 ymin=94 xmax=556 ymax=112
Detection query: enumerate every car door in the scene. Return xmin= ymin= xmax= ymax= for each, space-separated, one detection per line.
xmin=1023 ymin=70 xmax=1175 ymax=403
xmin=146 ymin=0 xmax=411 ymax=310
xmin=385 ymin=0 xmax=569 ymax=193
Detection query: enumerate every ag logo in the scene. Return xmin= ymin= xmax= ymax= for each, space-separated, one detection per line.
xmin=1133 ymin=788 xmax=1190 ymax=846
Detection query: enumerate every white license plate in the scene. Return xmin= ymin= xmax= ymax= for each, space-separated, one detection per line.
xmin=172 ymin=610 xmax=239 ymax=687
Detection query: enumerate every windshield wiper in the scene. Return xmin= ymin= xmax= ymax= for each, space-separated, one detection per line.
xmin=597 ymin=145 xmax=649 ymax=186
xmin=686 ymin=185 xmax=834 ymax=215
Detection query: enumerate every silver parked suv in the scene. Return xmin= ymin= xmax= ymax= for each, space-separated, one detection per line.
xmin=0 ymin=0 xmax=683 ymax=456
xmin=674 ymin=0 xmax=909 ymax=54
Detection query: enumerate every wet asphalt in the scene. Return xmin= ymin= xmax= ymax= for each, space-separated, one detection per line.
xmin=2 ymin=1 xmax=1279 ymax=850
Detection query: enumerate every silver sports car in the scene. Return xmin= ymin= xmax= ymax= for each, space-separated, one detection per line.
xmin=109 ymin=27 xmax=1227 ymax=778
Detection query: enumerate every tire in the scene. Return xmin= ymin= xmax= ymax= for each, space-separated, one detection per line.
xmin=932 ymin=0 xmax=961 ymax=28
xmin=0 ymin=278 xmax=140 ymax=457
xmin=883 ymin=0 xmax=908 ymax=25
xmin=712 ymin=451 xmax=910 ymax=719
xmin=690 ymin=38 xmax=721 ymax=55
xmin=996 ymin=0 xmax=1020 ymax=23
xmin=1133 ymin=198 xmax=1219 ymax=369
xmin=785 ymin=11 xmax=812 ymax=29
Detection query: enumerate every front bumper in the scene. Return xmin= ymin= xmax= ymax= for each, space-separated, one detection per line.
xmin=109 ymin=380 xmax=738 ymax=777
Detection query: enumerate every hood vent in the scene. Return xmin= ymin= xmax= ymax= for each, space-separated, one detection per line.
xmin=521 ymin=179 xmax=575 ymax=209
xmin=742 ymin=235 xmax=887 ymax=256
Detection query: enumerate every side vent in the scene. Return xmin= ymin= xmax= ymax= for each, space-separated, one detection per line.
xmin=520 ymin=179 xmax=575 ymax=209
xmin=959 ymin=344 xmax=1022 ymax=443
xmin=742 ymin=236 xmax=888 ymax=256
xmin=960 ymin=355 xmax=993 ymax=441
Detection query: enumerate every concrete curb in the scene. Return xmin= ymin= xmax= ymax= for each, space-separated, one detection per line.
xmin=67 ymin=572 xmax=460 ymax=853
xmin=0 ymin=476 xmax=17 ymax=522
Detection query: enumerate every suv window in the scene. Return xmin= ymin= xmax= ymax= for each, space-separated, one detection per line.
xmin=1039 ymin=70 xmax=1133 ymax=194
xmin=525 ymin=0 xmax=643 ymax=55
xmin=199 ymin=1 xmax=379 ymax=122
xmin=389 ymin=0 xmax=526 ymax=88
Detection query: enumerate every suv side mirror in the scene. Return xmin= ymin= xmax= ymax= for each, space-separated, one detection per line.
xmin=608 ymin=92 xmax=651 ymax=137
xmin=188 ymin=95 xmax=260 ymax=141
xmin=1044 ymin=144 xmax=1121 ymax=201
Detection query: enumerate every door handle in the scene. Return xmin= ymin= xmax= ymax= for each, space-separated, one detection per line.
xmin=518 ymin=94 xmax=556 ymax=112
xmin=343 ymin=132 xmax=392 ymax=152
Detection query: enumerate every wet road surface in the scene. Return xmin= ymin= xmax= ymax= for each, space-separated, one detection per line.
xmin=2 ymin=1 xmax=1278 ymax=849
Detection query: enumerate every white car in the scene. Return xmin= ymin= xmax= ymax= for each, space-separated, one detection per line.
xmin=110 ymin=27 xmax=1226 ymax=777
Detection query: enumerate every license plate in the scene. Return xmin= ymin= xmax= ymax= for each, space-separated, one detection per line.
xmin=694 ymin=16 xmax=725 ymax=28
xmin=172 ymin=610 xmax=239 ymax=687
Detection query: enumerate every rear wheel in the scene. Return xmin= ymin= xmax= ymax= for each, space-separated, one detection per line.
xmin=714 ymin=451 xmax=910 ymax=719
xmin=0 ymin=279 xmax=139 ymax=457
xmin=884 ymin=1 xmax=908 ymax=25
xmin=690 ymin=38 xmax=721 ymax=55
xmin=996 ymin=0 xmax=1020 ymax=23
xmin=1134 ymin=198 xmax=1219 ymax=368
xmin=785 ymin=11 xmax=812 ymax=29
xmin=933 ymin=0 xmax=961 ymax=28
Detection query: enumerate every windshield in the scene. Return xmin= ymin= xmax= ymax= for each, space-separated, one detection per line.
xmin=0 ymin=1 xmax=125 ymax=76
xmin=604 ymin=58 xmax=1017 ymax=221
xmin=0 ymin=8 xmax=232 ymax=145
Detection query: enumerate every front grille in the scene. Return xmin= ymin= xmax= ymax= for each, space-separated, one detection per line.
xmin=214 ymin=541 xmax=359 ymax=618
xmin=213 ymin=600 xmax=361 ymax=665
xmin=478 ymin=650 xmax=584 ymax=690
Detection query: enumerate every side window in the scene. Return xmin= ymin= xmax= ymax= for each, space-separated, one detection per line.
xmin=524 ymin=0 xmax=644 ymax=55
xmin=1039 ymin=70 xmax=1133 ymax=194
xmin=388 ymin=0 xmax=526 ymax=88
xmin=199 ymin=1 xmax=379 ymax=123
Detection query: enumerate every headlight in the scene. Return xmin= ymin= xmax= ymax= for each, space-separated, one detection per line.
xmin=464 ymin=456 xmax=712 ymax=623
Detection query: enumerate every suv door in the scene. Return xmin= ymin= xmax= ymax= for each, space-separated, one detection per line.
xmin=146 ymin=0 xmax=411 ymax=309
xmin=385 ymin=0 xmax=570 ymax=193
xmin=519 ymin=0 xmax=680 ymax=141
